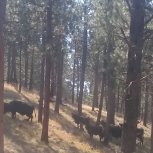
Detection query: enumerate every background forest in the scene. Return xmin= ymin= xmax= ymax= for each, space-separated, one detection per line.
xmin=0 ymin=0 xmax=153 ymax=153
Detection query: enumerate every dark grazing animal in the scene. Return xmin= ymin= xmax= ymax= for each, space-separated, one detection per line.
xmin=136 ymin=128 xmax=144 ymax=145
xmin=71 ymin=113 xmax=90 ymax=128
xmin=100 ymin=122 xmax=122 ymax=139
xmin=4 ymin=100 xmax=36 ymax=122
xmin=100 ymin=121 xmax=144 ymax=145
xmin=109 ymin=124 xmax=122 ymax=138
xmin=119 ymin=123 xmax=144 ymax=145
xmin=85 ymin=122 xmax=104 ymax=141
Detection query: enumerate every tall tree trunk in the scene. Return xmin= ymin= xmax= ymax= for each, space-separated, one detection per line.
xmin=0 ymin=0 xmax=6 ymax=152
xmin=116 ymin=84 xmax=120 ymax=113
xmin=7 ymin=46 xmax=11 ymax=83
xmin=50 ymin=58 xmax=56 ymax=98
xmin=38 ymin=55 xmax=45 ymax=123
xmin=96 ymin=74 xmax=105 ymax=124
xmin=13 ymin=47 xmax=17 ymax=83
xmin=143 ymin=78 xmax=149 ymax=126
xmin=55 ymin=45 xmax=63 ymax=113
xmin=150 ymin=85 xmax=153 ymax=153
xmin=107 ymin=70 xmax=116 ymax=125
xmin=89 ymin=78 xmax=93 ymax=95
xmin=120 ymin=88 xmax=124 ymax=114
xmin=41 ymin=0 xmax=53 ymax=142
xmin=92 ymin=53 xmax=99 ymax=111
xmin=121 ymin=1 xmax=145 ymax=152
xmin=78 ymin=0 xmax=88 ymax=115
xmin=103 ymin=0 xmax=116 ymax=144
xmin=72 ymin=51 xmax=76 ymax=104
xmin=76 ymin=57 xmax=80 ymax=102
xmin=29 ymin=48 xmax=34 ymax=90
xmin=10 ymin=44 xmax=17 ymax=83
xmin=96 ymin=47 xmax=107 ymax=124
xmin=24 ymin=45 xmax=29 ymax=88
xmin=19 ymin=40 xmax=22 ymax=92
xmin=59 ymin=51 xmax=64 ymax=104
xmin=41 ymin=54 xmax=51 ymax=143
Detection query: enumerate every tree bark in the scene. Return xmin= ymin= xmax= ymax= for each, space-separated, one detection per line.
xmin=76 ymin=57 xmax=80 ymax=102
xmin=96 ymin=47 xmax=107 ymax=124
xmin=72 ymin=51 xmax=76 ymax=104
xmin=116 ymin=84 xmax=120 ymax=113
xmin=19 ymin=40 xmax=22 ymax=92
xmin=41 ymin=0 xmax=53 ymax=142
xmin=96 ymin=74 xmax=105 ymax=124
xmin=0 ymin=0 xmax=6 ymax=152
xmin=150 ymin=85 xmax=153 ymax=153
xmin=55 ymin=46 xmax=63 ymax=113
xmin=50 ymin=58 xmax=56 ymax=98
xmin=92 ymin=53 xmax=99 ymax=111
xmin=41 ymin=54 xmax=51 ymax=143
xmin=10 ymin=43 xmax=17 ymax=83
xmin=121 ymin=1 xmax=145 ymax=152
xmin=7 ymin=45 xmax=11 ymax=83
xmin=78 ymin=0 xmax=88 ymax=115
xmin=143 ymin=78 xmax=149 ymax=126
xmin=38 ymin=55 xmax=45 ymax=123
xmin=29 ymin=48 xmax=34 ymax=90
xmin=24 ymin=44 xmax=29 ymax=88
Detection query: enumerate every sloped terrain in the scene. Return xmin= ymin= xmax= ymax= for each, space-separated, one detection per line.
xmin=4 ymin=84 xmax=151 ymax=153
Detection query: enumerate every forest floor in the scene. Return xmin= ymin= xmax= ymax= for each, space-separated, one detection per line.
xmin=4 ymin=83 xmax=151 ymax=153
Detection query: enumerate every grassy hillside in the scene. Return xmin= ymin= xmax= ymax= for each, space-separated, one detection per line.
xmin=4 ymin=84 xmax=151 ymax=153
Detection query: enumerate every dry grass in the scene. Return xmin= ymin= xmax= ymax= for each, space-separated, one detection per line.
xmin=4 ymin=83 xmax=151 ymax=153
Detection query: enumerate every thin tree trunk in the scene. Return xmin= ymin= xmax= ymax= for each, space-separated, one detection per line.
xmin=96 ymin=74 xmax=105 ymax=124
xmin=121 ymin=1 xmax=145 ymax=152
xmin=41 ymin=0 xmax=52 ymax=142
xmin=89 ymin=78 xmax=93 ymax=95
xmin=143 ymin=78 xmax=149 ymax=126
xmin=150 ymin=85 xmax=153 ymax=153
xmin=19 ymin=40 xmax=22 ymax=92
xmin=10 ymin=44 xmax=17 ymax=83
xmin=41 ymin=54 xmax=51 ymax=143
xmin=59 ymin=51 xmax=64 ymax=104
xmin=116 ymin=84 xmax=120 ymax=113
xmin=0 ymin=0 xmax=6 ymax=152
xmin=55 ymin=45 xmax=63 ymax=113
xmin=50 ymin=58 xmax=56 ymax=98
xmin=78 ymin=0 xmax=88 ymax=115
xmin=103 ymin=0 xmax=116 ymax=144
xmin=13 ymin=47 xmax=17 ymax=83
xmin=7 ymin=46 xmax=11 ymax=83
xmin=72 ymin=52 xmax=76 ymax=104
xmin=29 ymin=48 xmax=34 ymax=90
xmin=38 ymin=55 xmax=45 ymax=123
xmin=24 ymin=46 xmax=29 ymax=88
xmin=96 ymin=47 xmax=107 ymax=123
xmin=92 ymin=53 xmax=99 ymax=111
xmin=76 ymin=57 xmax=80 ymax=102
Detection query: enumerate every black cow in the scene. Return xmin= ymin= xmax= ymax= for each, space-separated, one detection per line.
xmin=108 ymin=124 xmax=122 ymax=138
xmin=136 ymin=128 xmax=144 ymax=145
xmin=119 ymin=123 xmax=144 ymax=145
xmin=4 ymin=100 xmax=36 ymax=122
xmin=85 ymin=122 xmax=104 ymax=141
xmin=100 ymin=121 xmax=122 ymax=139
xmin=72 ymin=113 xmax=90 ymax=129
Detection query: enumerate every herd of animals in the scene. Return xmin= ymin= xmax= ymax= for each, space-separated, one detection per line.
xmin=3 ymin=100 xmax=144 ymax=147
xmin=72 ymin=112 xmax=144 ymax=146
